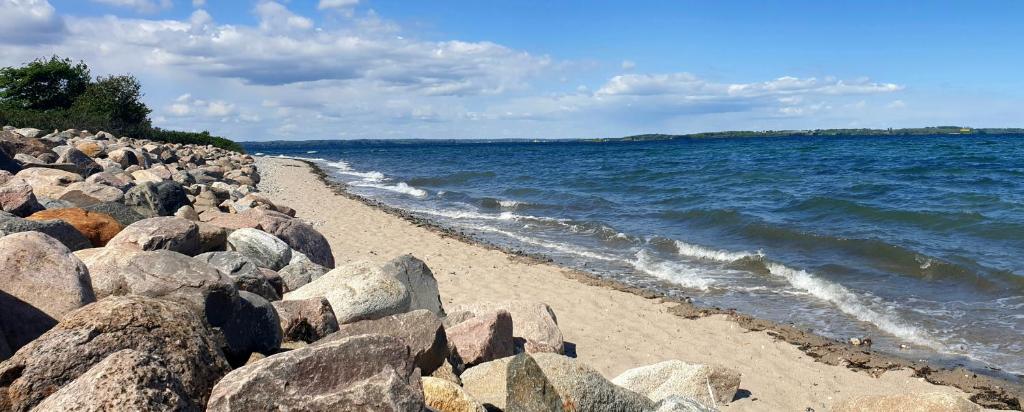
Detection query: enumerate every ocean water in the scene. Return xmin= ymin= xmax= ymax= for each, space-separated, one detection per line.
xmin=248 ymin=135 xmax=1024 ymax=376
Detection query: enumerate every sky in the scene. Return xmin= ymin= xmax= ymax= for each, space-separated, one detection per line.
xmin=0 ymin=0 xmax=1022 ymax=140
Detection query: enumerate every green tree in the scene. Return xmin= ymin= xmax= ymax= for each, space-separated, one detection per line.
xmin=71 ymin=74 xmax=152 ymax=133
xmin=0 ymin=56 xmax=91 ymax=110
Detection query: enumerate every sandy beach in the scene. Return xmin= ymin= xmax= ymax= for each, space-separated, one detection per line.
xmin=255 ymin=156 xmax=1022 ymax=411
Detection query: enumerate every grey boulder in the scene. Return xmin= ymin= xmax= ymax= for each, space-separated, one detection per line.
xmin=278 ymin=259 xmax=330 ymax=292
xmin=106 ymin=216 xmax=200 ymax=255
xmin=326 ymin=309 xmax=448 ymax=375
xmin=226 ymin=227 xmax=291 ymax=270
xmin=195 ymin=251 xmax=280 ymax=301
xmin=271 ymin=297 xmax=339 ymax=343
xmin=284 ymin=261 xmax=410 ymax=325
xmin=124 ymin=181 xmax=190 ymax=217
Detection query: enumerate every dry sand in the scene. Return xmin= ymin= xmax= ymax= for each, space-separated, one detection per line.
xmin=257 ymin=156 xmax=1001 ymax=411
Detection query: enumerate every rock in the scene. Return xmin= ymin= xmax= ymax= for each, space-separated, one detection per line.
xmin=12 ymin=128 xmax=42 ymax=138
xmin=422 ymin=376 xmax=486 ymax=412
xmin=532 ymin=353 xmax=652 ymax=411
xmin=0 ymin=177 xmax=43 ymax=216
xmin=285 ymin=261 xmax=411 ymax=324
xmin=382 ymin=254 xmax=444 ymax=317
xmin=124 ymin=181 xmax=189 ymax=217
xmin=1 ymin=129 xmax=53 ymax=157
xmin=447 ymin=310 xmax=515 ymax=367
xmin=0 ymin=232 xmax=95 ymax=355
xmin=222 ymin=291 xmax=282 ymax=367
xmin=175 ymin=205 xmax=199 ymax=221
xmin=107 ymin=148 xmax=143 ymax=169
xmin=449 ymin=300 xmax=563 ymax=354
xmin=612 ymin=360 xmax=741 ymax=406
xmin=0 ymin=296 xmax=230 ymax=411
xmin=0 ymin=211 xmax=92 ymax=250
xmin=0 ymin=149 xmax=20 ymax=174
xmin=26 ymin=208 xmax=124 ymax=247
xmin=461 ymin=354 xmax=560 ymax=411
xmin=56 ymin=147 xmax=102 ymax=176
xmin=195 ymin=251 xmax=280 ymax=301
xmin=431 ymin=359 xmax=463 ymax=386
xmin=106 ymin=216 xmax=200 ymax=255
xmin=196 ymin=222 xmax=227 ymax=253
xmin=14 ymin=167 xmax=83 ymax=199
xmin=278 ymin=259 xmax=330 ymax=292
xmin=206 ymin=334 xmax=425 ymax=411
xmin=82 ymin=201 xmax=147 ymax=226
xmin=131 ymin=169 xmax=164 ymax=184
xmin=257 ymin=215 xmax=334 ymax=268
xmin=326 ymin=309 xmax=448 ymax=375
xmin=651 ymin=396 xmax=717 ymax=412
xmin=199 ymin=210 xmax=261 ymax=230
xmin=58 ymin=181 xmax=124 ymax=204
xmin=86 ymin=171 xmax=134 ymax=192
xmin=271 ymin=297 xmax=339 ymax=343
xmin=32 ymin=349 xmax=198 ymax=411
xmin=73 ymin=245 xmax=146 ymax=298
xmin=226 ymin=227 xmax=291 ymax=270
xmin=73 ymin=140 xmax=103 ymax=158
xmin=832 ymin=392 xmax=981 ymax=412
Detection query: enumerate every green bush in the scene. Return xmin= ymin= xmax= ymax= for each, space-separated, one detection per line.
xmin=0 ymin=56 xmax=243 ymax=153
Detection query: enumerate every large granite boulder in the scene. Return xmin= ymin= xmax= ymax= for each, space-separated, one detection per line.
xmin=257 ymin=215 xmax=334 ymax=268
xmin=326 ymin=309 xmax=448 ymax=375
xmin=449 ymin=300 xmax=563 ymax=354
xmin=195 ymin=251 xmax=279 ymax=301
xmin=72 ymin=245 xmax=146 ymax=298
xmin=206 ymin=334 xmax=425 ymax=411
xmin=0 ymin=296 xmax=230 ymax=411
xmin=832 ymin=392 xmax=982 ymax=412
xmin=13 ymin=167 xmax=83 ymax=200
xmin=382 ymin=254 xmax=445 ymax=317
xmin=461 ymin=354 xmax=561 ymax=411
xmin=32 ymin=349 xmax=198 ymax=411
xmin=271 ymin=297 xmax=339 ymax=343
xmin=106 ymin=216 xmax=200 ymax=255
xmin=285 ymin=261 xmax=411 ymax=324
xmin=0 ymin=211 xmax=92 ymax=251
xmin=55 ymin=147 xmax=101 ymax=176
xmin=651 ymin=396 xmax=716 ymax=412
xmin=124 ymin=181 xmax=189 ymax=217
xmin=57 ymin=181 xmax=124 ymax=205
xmin=0 ymin=232 xmax=95 ymax=355
xmin=83 ymin=201 xmax=147 ymax=226
xmin=107 ymin=148 xmax=143 ymax=169
xmin=612 ymin=360 xmax=741 ymax=406
xmin=278 ymin=259 xmax=330 ymax=292
xmin=0 ymin=178 xmax=43 ymax=216
xmin=86 ymin=171 xmax=134 ymax=192
xmin=26 ymin=208 xmax=124 ymax=247
xmin=226 ymin=227 xmax=291 ymax=270
xmin=421 ymin=376 xmax=487 ymax=412
xmin=447 ymin=309 xmax=515 ymax=367
xmin=222 ymin=291 xmax=282 ymax=367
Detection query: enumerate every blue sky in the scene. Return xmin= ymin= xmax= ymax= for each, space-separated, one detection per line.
xmin=1 ymin=0 xmax=1022 ymax=140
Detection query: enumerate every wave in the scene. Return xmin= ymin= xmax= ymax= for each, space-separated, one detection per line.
xmin=467 ymin=224 xmax=622 ymax=263
xmin=672 ymin=240 xmax=762 ymax=262
xmin=350 ymin=181 xmax=427 ymax=198
xmin=764 ymin=262 xmax=942 ymax=349
xmin=630 ymin=250 xmax=713 ymax=290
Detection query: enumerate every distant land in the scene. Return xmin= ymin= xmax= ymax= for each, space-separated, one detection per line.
xmin=242 ymin=126 xmax=1024 ymax=149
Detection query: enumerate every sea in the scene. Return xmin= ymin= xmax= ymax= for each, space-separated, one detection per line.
xmin=246 ymin=135 xmax=1024 ymax=377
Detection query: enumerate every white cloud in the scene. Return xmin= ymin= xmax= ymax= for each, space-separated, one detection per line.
xmin=0 ymin=0 xmax=67 ymax=45
xmin=166 ymin=94 xmax=236 ymax=118
xmin=621 ymin=60 xmax=635 ymax=70
xmin=597 ymin=73 xmax=901 ymax=98
xmin=91 ymin=0 xmax=172 ymax=13
xmin=256 ymin=1 xmax=314 ymax=31
xmin=318 ymin=0 xmax=358 ymax=10
xmin=887 ymin=99 xmax=907 ymax=109
xmin=192 ymin=0 xmax=205 ymax=6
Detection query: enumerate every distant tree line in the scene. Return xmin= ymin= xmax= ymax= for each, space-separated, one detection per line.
xmin=0 ymin=56 xmax=243 ymax=152
xmin=593 ymin=126 xmax=1024 ymax=142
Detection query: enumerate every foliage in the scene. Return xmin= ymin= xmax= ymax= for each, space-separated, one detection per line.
xmin=592 ymin=127 xmax=1024 ymax=142
xmin=0 ymin=56 xmax=243 ymax=153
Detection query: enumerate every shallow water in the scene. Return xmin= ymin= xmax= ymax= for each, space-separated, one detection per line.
xmin=249 ymin=135 xmax=1024 ymax=375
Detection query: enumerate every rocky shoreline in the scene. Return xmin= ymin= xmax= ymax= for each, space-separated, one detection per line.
xmin=0 ymin=125 xmax=1017 ymax=411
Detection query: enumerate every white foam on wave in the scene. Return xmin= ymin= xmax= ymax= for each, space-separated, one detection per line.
xmin=498 ymin=199 xmax=521 ymax=208
xmin=764 ymin=262 xmax=943 ymax=349
xmin=351 ymin=181 xmax=427 ymax=198
xmin=468 ymin=224 xmax=621 ymax=262
xmin=630 ymin=250 xmax=714 ymax=290
xmin=673 ymin=240 xmax=761 ymax=262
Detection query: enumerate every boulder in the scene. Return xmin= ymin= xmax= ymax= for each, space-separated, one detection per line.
xmin=82 ymin=201 xmax=147 ymax=226
xmin=107 ymin=148 xmax=143 ymax=169
xmin=85 ymin=171 xmax=134 ymax=192
xmin=196 ymin=222 xmax=227 ymax=253
xmin=257 ymin=215 xmax=334 ymax=268
xmin=461 ymin=354 xmax=561 ymax=411
xmin=278 ymin=259 xmax=330 ymax=292
xmin=0 ymin=211 xmax=92 ymax=250
xmin=199 ymin=210 xmax=261 ymax=230
xmin=421 ymin=376 xmax=487 ymax=412
xmin=611 ymin=360 xmax=741 ymax=406
xmin=195 ymin=251 xmax=280 ymax=301
xmin=58 ymin=181 xmax=124 ymax=204
xmin=651 ymin=396 xmax=717 ymax=412
xmin=106 ymin=216 xmax=200 ymax=255
xmin=832 ymin=392 xmax=982 ymax=412
xmin=26 ymin=208 xmax=124 ymax=246
xmin=175 ymin=205 xmax=200 ymax=221
xmin=73 ymin=245 xmax=146 ymax=298
xmin=124 ymin=181 xmax=189 ymax=217
xmin=0 ymin=232 xmax=95 ymax=355
xmin=55 ymin=147 xmax=102 ymax=176
xmin=449 ymin=300 xmax=563 ymax=354
xmin=532 ymin=353 xmax=653 ymax=411
xmin=0 ymin=296 xmax=230 ymax=411
xmin=14 ymin=167 xmax=83 ymax=199
xmin=382 ymin=254 xmax=444 ymax=317
xmin=0 ymin=129 xmax=53 ymax=157
xmin=447 ymin=310 xmax=515 ymax=367
xmin=32 ymin=349 xmax=198 ymax=412
xmin=326 ymin=309 xmax=448 ymax=375
xmin=0 ymin=177 xmax=43 ymax=216
xmin=226 ymin=227 xmax=291 ymax=270
xmin=206 ymin=334 xmax=425 ymax=411
xmin=0 ymin=150 xmax=19 ymax=174
xmin=221 ymin=291 xmax=282 ymax=367
xmin=73 ymin=140 xmax=103 ymax=158
xmin=284 ymin=260 xmax=411 ymax=324
xmin=271 ymin=297 xmax=340 ymax=343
